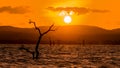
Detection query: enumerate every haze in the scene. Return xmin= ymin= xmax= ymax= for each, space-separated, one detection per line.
xmin=0 ymin=0 xmax=119 ymax=29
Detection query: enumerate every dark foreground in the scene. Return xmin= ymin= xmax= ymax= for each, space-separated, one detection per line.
xmin=0 ymin=44 xmax=119 ymax=68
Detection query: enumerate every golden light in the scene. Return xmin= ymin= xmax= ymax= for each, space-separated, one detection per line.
xmin=69 ymin=11 xmax=74 ymax=15
xmin=64 ymin=16 xmax=72 ymax=24
xmin=59 ymin=11 xmax=67 ymax=16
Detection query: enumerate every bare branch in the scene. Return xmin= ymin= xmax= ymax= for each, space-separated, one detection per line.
xmin=19 ymin=45 xmax=33 ymax=54
xmin=42 ymin=24 xmax=55 ymax=35
xmin=29 ymin=19 xmax=42 ymax=35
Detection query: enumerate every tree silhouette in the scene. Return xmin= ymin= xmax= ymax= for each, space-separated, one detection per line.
xmin=29 ymin=20 xmax=55 ymax=59
xmin=19 ymin=20 xmax=55 ymax=59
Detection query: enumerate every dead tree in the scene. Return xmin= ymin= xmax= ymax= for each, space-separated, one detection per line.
xmin=29 ymin=20 xmax=55 ymax=59
xmin=19 ymin=20 xmax=55 ymax=60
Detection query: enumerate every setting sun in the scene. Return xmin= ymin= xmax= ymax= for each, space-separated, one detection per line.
xmin=64 ymin=16 xmax=72 ymax=24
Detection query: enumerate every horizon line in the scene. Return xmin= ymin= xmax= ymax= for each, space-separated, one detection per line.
xmin=0 ymin=25 xmax=119 ymax=30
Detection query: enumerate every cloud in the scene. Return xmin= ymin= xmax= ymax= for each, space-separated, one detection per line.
xmin=0 ymin=6 xmax=29 ymax=14
xmin=47 ymin=7 xmax=109 ymax=15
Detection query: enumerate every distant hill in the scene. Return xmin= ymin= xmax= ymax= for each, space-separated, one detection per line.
xmin=0 ymin=25 xmax=120 ymax=44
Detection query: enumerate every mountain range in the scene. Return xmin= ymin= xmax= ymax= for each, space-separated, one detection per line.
xmin=0 ymin=25 xmax=120 ymax=44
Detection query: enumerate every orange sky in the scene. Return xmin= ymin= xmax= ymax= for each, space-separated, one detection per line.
xmin=0 ymin=0 xmax=120 ymax=29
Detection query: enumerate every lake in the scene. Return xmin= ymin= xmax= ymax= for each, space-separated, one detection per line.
xmin=0 ymin=44 xmax=119 ymax=68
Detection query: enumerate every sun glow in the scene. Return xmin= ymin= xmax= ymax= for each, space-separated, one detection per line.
xmin=64 ymin=16 xmax=72 ymax=24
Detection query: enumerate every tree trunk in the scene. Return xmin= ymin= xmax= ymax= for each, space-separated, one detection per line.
xmin=34 ymin=36 xmax=42 ymax=59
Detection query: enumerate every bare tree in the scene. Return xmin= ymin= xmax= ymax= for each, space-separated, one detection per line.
xmin=19 ymin=20 xmax=55 ymax=59
xmin=29 ymin=20 xmax=55 ymax=59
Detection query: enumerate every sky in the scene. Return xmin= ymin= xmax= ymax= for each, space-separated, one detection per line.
xmin=0 ymin=0 xmax=120 ymax=29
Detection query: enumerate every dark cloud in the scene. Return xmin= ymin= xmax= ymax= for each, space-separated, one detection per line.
xmin=47 ymin=7 xmax=109 ymax=15
xmin=0 ymin=6 xmax=29 ymax=14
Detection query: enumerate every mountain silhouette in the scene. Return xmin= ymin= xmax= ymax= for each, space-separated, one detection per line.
xmin=0 ymin=25 xmax=120 ymax=44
